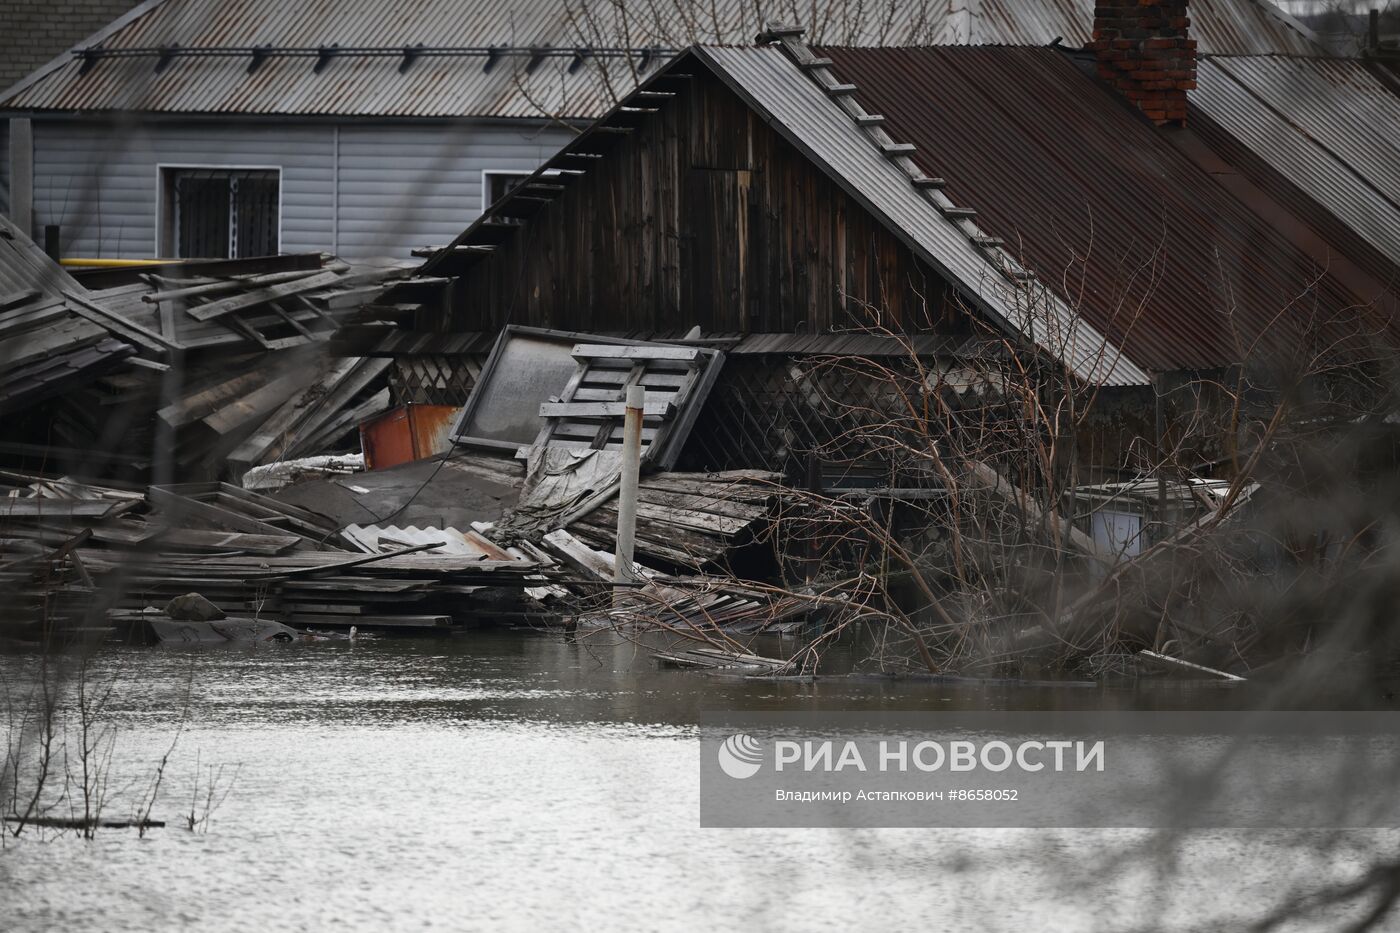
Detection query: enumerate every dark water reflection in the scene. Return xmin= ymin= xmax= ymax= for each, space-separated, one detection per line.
xmin=1 ymin=632 xmax=1394 ymax=932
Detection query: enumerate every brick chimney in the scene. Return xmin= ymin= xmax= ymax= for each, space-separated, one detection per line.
xmin=1090 ymin=1 xmax=1197 ymax=126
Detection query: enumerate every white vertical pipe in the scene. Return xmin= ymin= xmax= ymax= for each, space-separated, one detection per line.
xmin=614 ymin=384 xmax=645 ymax=593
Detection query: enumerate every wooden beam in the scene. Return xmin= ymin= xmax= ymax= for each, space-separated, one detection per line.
xmin=571 ymin=344 xmax=700 ymax=362
xmin=538 ymin=400 xmax=676 ymax=418
xmin=183 ymin=269 xmax=346 ymax=322
xmin=62 ymin=289 xmax=181 ymax=354
xmin=911 ymin=176 xmax=947 ymax=189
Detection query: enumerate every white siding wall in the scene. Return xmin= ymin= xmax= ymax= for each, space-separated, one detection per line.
xmin=27 ymin=119 xmax=573 ymax=260
xmin=337 ymin=123 xmax=572 ymax=258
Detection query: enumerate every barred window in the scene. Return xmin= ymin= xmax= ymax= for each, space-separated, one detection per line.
xmin=161 ymin=168 xmax=280 ymax=259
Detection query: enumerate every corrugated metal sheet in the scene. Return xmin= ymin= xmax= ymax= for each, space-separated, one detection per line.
xmin=341 ymin=523 xmax=515 ymax=560
xmin=696 ymin=45 xmax=1147 ymax=386
xmin=1183 ymin=0 xmax=1322 ymax=56
xmin=943 ymin=0 xmax=1320 ymax=54
xmin=821 ymin=45 xmax=1399 ymax=374
xmin=1193 ymin=56 xmax=1400 ymax=269
xmin=1 ymin=0 xmax=1324 ymax=118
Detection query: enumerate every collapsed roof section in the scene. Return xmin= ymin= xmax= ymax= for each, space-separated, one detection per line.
xmin=0 ymin=214 xmax=141 ymax=414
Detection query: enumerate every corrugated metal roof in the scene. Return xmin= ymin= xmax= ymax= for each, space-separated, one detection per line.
xmin=934 ymin=0 xmax=1321 ymax=54
xmin=1 ymin=0 xmax=1325 ymax=117
xmin=341 ymin=523 xmax=516 ymax=559
xmin=693 ymin=45 xmax=1146 ymax=386
xmin=820 ymin=45 xmax=1399 ymax=374
xmin=1192 ymin=56 xmax=1400 ymax=270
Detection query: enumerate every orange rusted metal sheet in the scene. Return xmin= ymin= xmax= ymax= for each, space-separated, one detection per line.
xmin=359 ymin=404 xmax=459 ymax=470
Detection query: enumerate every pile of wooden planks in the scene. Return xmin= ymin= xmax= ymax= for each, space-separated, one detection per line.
xmin=563 ymin=470 xmax=781 ymax=570
xmin=3 ymin=250 xmax=428 ymax=482
xmin=0 ymin=471 xmax=553 ymax=635
xmin=159 ymin=350 xmax=392 ymax=479
xmin=539 ymin=527 xmax=815 ymax=636
xmin=88 ymin=255 xmax=423 ymax=355
xmin=0 ymin=216 xmax=141 ymax=417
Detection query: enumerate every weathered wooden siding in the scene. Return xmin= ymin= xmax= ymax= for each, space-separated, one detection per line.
xmin=445 ymin=73 xmax=960 ymax=335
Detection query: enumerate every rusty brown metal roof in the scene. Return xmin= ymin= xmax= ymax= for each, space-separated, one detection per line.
xmin=1 ymin=0 xmax=1326 ymax=118
xmin=820 ymin=45 xmax=1399 ymax=373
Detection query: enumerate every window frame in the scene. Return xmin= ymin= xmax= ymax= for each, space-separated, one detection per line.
xmin=481 ymin=168 xmax=560 ymax=213
xmin=156 ymin=163 xmax=284 ymax=259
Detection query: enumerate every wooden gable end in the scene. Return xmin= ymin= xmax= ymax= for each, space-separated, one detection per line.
xmin=442 ymin=71 xmax=967 ymax=338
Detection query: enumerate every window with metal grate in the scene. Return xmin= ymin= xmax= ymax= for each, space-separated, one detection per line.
xmin=162 ymin=167 xmax=280 ymax=259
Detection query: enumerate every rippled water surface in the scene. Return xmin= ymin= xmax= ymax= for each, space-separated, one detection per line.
xmin=1 ymin=633 xmax=1394 ymax=932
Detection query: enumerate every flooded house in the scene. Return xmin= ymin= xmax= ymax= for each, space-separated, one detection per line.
xmin=372 ymin=5 xmax=1400 ymax=501
xmin=4 ymin=0 xmax=1400 ymax=638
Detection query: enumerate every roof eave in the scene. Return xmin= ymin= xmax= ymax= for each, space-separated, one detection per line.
xmin=0 ymin=0 xmax=173 ymax=108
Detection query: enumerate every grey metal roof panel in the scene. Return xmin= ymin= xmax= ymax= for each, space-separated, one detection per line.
xmin=1182 ymin=0 xmax=1323 ymax=56
xmin=1 ymin=0 xmax=1325 ymax=117
xmin=1192 ymin=56 xmax=1400 ymax=269
xmin=694 ymin=46 xmax=1147 ymax=386
xmin=936 ymin=0 xmax=1321 ymax=54
xmin=341 ymin=523 xmax=517 ymax=559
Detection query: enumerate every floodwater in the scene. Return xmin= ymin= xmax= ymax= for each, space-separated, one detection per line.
xmin=1 ymin=632 xmax=1396 ymax=932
